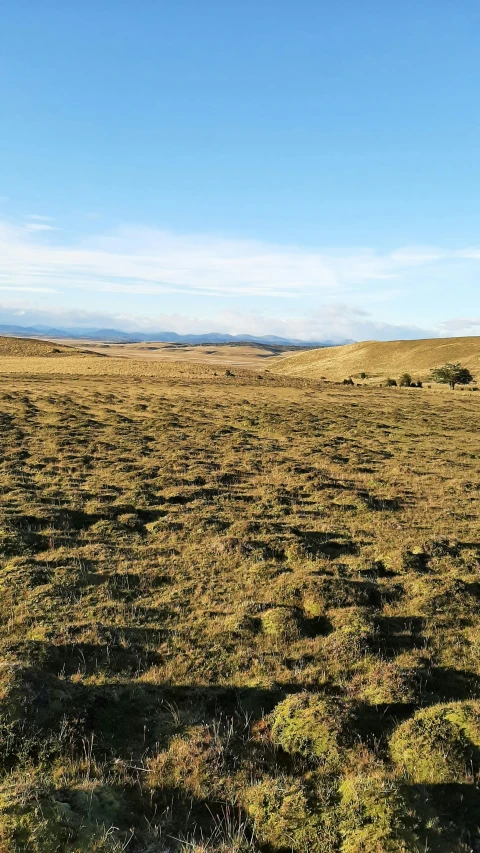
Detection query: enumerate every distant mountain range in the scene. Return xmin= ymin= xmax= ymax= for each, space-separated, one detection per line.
xmin=0 ymin=323 xmax=353 ymax=348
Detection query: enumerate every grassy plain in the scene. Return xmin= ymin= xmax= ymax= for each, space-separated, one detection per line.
xmin=47 ymin=340 xmax=298 ymax=368
xmin=271 ymin=335 xmax=480 ymax=382
xmin=1 ymin=342 xmax=480 ymax=851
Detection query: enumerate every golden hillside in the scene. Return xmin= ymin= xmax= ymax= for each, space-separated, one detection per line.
xmin=271 ymin=335 xmax=480 ymax=382
xmin=0 ymin=336 xmax=73 ymax=357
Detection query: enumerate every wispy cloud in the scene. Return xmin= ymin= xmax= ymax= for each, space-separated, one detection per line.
xmin=25 ymin=223 xmax=57 ymax=232
xmin=0 ymin=286 xmax=58 ymax=293
xmin=1 ymin=218 xmax=479 ymax=299
xmin=24 ymin=214 xmax=57 ymax=233
xmin=0 ymin=218 xmax=479 ymax=341
xmin=439 ymin=317 xmax=480 ymax=332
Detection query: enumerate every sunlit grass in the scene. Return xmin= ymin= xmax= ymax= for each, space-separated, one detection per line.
xmin=0 ymin=361 xmax=479 ymax=851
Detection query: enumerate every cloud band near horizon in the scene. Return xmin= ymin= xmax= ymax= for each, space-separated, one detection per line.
xmin=0 ymin=218 xmax=479 ymax=341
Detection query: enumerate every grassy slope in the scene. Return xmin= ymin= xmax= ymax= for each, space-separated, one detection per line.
xmin=0 ymin=336 xmax=74 ymax=357
xmin=271 ymin=335 xmax=480 ymax=381
xmin=0 ymin=356 xmax=479 ymax=851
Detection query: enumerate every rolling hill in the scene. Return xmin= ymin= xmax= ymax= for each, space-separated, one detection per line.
xmin=272 ymin=335 xmax=480 ymax=382
xmin=0 ymin=336 xmax=73 ymax=357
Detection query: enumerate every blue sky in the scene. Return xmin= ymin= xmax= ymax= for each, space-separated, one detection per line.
xmin=1 ymin=0 xmax=480 ymax=340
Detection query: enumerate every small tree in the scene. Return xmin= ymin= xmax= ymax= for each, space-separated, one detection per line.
xmin=399 ymin=373 xmax=412 ymax=387
xmin=430 ymin=362 xmax=474 ymax=390
xmin=385 ymin=378 xmax=397 ymax=386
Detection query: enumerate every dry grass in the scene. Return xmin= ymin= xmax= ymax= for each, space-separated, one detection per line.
xmin=0 ymin=336 xmax=74 ymax=358
xmin=51 ymin=339 xmax=297 ymax=367
xmin=0 ymin=345 xmax=294 ymax=380
xmin=272 ymin=335 xmax=480 ymax=382
xmin=0 ymin=341 xmax=480 ymax=851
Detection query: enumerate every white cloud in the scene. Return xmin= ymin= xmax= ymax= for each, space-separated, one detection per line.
xmin=25 ymin=223 xmax=57 ymax=232
xmin=0 ymin=286 xmax=57 ymax=293
xmin=439 ymin=317 xmax=480 ymax=332
xmin=0 ymin=298 xmax=435 ymax=342
xmin=0 ymin=218 xmax=477 ymax=299
xmin=0 ymin=218 xmax=478 ymax=341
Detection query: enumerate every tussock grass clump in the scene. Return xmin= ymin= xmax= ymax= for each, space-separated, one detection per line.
xmin=401 ymin=547 xmax=429 ymax=573
xmin=260 ymin=607 xmax=304 ymax=641
xmin=146 ymin=724 xmax=226 ymax=798
xmin=245 ymin=773 xmax=339 ymax=853
xmin=0 ymin=772 xmax=128 ymax=853
xmin=270 ymin=692 xmax=350 ymax=766
xmin=349 ymin=659 xmax=419 ymax=705
xmin=0 ymin=662 xmax=72 ymax=740
xmin=339 ymin=749 xmax=418 ymax=853
xmin=405 ymin=574 xmax=479 ymax=618
xmin=323 ymin=609 xmax=373 ymax=669
xmin=389 ymin=701 xmax=480 ymax=783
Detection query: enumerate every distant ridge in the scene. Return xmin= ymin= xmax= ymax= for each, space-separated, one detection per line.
xmin=0 ymin=323 xmax=353 ymax=348
xmin=272 ymin=335 xmax=480 ymax=382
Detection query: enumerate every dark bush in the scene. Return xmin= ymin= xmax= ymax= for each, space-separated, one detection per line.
xmin=430 ymin=362 xmax=474 ymax=390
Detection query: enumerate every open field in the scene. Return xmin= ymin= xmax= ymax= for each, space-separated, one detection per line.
xmin=47 ymin=339 xmax=299 ymax=368
xmin=271 ymin=335 xmax=480 ymax=382
xmin=1 ymin=344 xmax=480 ymax=851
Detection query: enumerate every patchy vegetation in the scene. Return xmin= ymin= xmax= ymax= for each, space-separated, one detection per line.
xmin=0 ymin=361 xmax=479 ymax=851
